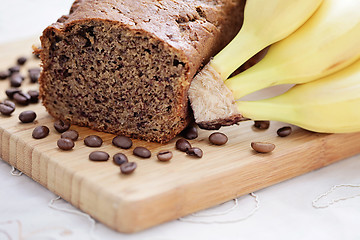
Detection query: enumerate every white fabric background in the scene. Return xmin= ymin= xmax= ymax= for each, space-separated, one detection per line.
xmin=1 ymin=1 xmax=360 ymax=239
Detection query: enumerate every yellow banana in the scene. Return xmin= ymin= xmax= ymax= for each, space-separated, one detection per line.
xmin=236 ymin=58 xmax=360 ymax=133
xmin=226 ymin=0 xmax=360 ymax=99
xmin=211 ymin=0 xmax=323 ymax=80
xmin=189 ymin=0 xmax=323 ymax=127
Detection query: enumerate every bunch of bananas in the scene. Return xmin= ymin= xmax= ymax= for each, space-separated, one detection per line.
xmin=189 ymin=0 xmax=360 ymax=133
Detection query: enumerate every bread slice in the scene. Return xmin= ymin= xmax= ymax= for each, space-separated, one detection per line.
xmin=38 ymin=0 xmax=245 ymax=142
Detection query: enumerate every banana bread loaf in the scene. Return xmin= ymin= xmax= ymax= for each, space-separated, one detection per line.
xmin=38 ymin=0 xmax=245 ymax=143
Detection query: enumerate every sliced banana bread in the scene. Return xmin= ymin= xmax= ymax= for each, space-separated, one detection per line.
xmin=38 ymin=0 xmax=245 ymax=142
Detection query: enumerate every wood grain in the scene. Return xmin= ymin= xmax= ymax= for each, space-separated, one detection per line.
xmin=1 ymin=37 xmax=360 ymax=233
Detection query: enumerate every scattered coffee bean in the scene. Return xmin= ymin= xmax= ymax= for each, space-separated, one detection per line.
xmin=10 ymin=73 xmax=24 ymax=87
xmin=0 ymin=100 xmax=16 ymax=115
xmin=209 ymin=132 xmax=228 ymax=145
xmin=28 ymin=68 xmax=41 ymax=83
xmin=54 ymin=119 xmax=71 ymax=133
xmin=61 ymin=130 xmax=79 ymax=141
xmin=8 ymin=65 xmax=20 ymax=73
xmin=5 ymin=100 xmax=16 ymax=108
xmin=157 ymin=150 xmax=173 ymax=162
xmin=186 ymin=147 xmax=203 ymax=158
xmin=19 ymin=110 xmax=36 ymax=123
xmin=5 ymin=88 xmax=20 ymax=99
xmin=113 ymin=153 xmax=128 ymax=165
xmin=181 ymin=125 xmax=198 ymax=140
xmin=120 ymin=162 xmax=137 ymax=174
xmin=32 ymin=126 xmax=50 ymax=139
xmin=112 ymin=135 xmax=132 ymax=149
xmin=17 ymin=56 xmax=27 ymax=65
xmin=133 ymin=146 xmax=151 ymax=158
xmin=84 ymin=135 xmax=103 ymax=147
xmin=175 ymin=138 xmax=191 ymax=152
xmin=57 ymin=138 xmax=75 ymax=151
xmin=27 ymin=90 xmax=39 ymax=103
xmin=251 ymin=142 xmax=275 ymax=153
xmin=254 ymin=121 xmax=270 ymax=130
xmin=89 ymin=151 xmax=109 ymax=161
xmin=277 ymin=126 xmax=292 ymax=137
xmin=13 ymin=92 xmax=30 ymax=105
xmin=0 ymin=70 xmax=10 ymax=80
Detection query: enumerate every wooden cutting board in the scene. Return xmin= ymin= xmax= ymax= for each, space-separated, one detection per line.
xmin=1 ymin=37 xmax=360 ymax=233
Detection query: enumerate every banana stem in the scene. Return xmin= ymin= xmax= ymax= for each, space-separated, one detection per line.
xmin=211 ymin=29 xmax=264 ymax=81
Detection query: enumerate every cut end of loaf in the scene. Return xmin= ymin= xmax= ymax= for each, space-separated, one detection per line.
xmin=188 ymin=63 xmax=245 ymax=130
xmin=39 ymin=20 xmax=191 ymax=143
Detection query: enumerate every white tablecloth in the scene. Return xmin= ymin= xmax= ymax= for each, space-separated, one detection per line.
xmin=1 ymin=1 xmax=360 ymax=239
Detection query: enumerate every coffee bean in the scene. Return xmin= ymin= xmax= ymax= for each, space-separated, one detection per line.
xmin=0 ymin=70 xmax=10 ymax=80
xmin=32 ymin=126 xmax=50 ymax=139
xmin=89 ymin=151 xmax=109 ymax=161
xmin=120 ymin=162 xmax=137 ymax=174
xmin=4 ymin=100 xmax=15 ymax=109
xmin=112 ymin=135 xmax=132 ymax=149
xmin=61 ymin=130 xmax=79 ymax=141
xmin=209 ymin=132 xmax=228 ymax=145
xmin=175 ymin=138 xmax=191 ymax=152
xmin=0 ymin=100 xmax=16 ymax=115
xmin=13 ymin=92 xmax=30 ymax=105
xmin=8 ymin=65 xmax=20 ymax=73
xmin=251 ymin=142 xmax=275 ymax=153
xmin=186 ymin=147 xmax=203 ymax=158
xmin=57 ymin=138 xmax=75 ymax=150
xmin=17 ymin=56 xmax=27 ymax=65
xmin=254 ymin=121 xmax=270 ymax=130
xmin=28 ymin=90 xmax=39 ymax=103
xmin=84 ymin=135 xmax=103 ymax=147
xmin=113 ymin=153 xmax=128 ymax=165
xmin=5 ymin=88 xmax=20 ymax=99
xmin=181 ymin=125 xmax=198 ymax=140
xmin=277 ymin=126 xmax=292 ymax=137
xmin=28 ymin=68 xmax=41 ymax=83
xmin=53 ymin=119 xmax=71 ymax=133
xmin=10 ymin=73 xmax=24 ymax=87
xmin=133 ymin=147 xmax=151 ymax=158
xmin=19 ymin=110 xmax=36 ymax=123
xmin=157 ymin=150 xmax=173 ymax=162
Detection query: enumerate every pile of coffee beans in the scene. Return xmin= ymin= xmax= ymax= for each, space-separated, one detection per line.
xmin=1 ymin=53 xmax=301 ymax=178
